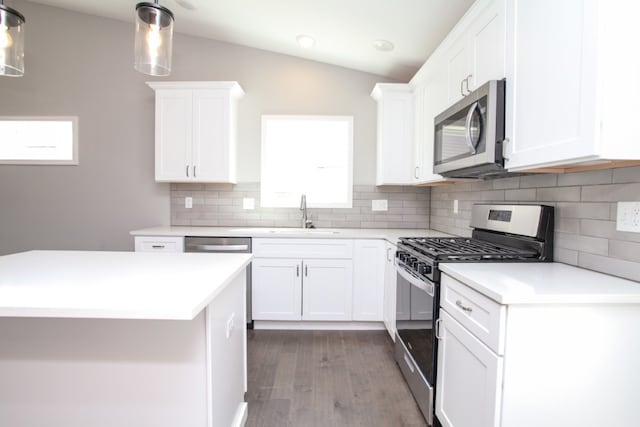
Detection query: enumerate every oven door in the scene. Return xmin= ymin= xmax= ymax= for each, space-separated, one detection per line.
xmin=395 ymin=264 xmax=438 ymax=425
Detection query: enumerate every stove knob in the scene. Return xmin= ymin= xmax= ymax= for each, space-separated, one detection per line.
xmin=417 ymin=263 xmax=431 ymax=276
xmin=407 ymin=257 xmax=417 ymax=268
xmin=397 ymin=252 xmax=408 ymax=262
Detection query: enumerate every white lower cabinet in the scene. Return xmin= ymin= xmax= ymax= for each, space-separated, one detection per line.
xmin=436 ymin=310 xmax=503 ymax=427
xmin=436 ymin=271 xmax=640 ymax=427
xmin=251 ymin=258 xmax=302 ymax=321
xmin=301 ymin=259 xmax=353 ymax=321
xmin=134 ymin=236 xmax=184 ymax=252
xmin=382 ymin=241 xmax=397 ymax=340
xmin=353 ymin=240 xmax=386 ymax=322
xmin=251 ymin=238 xmax=355 ymax=322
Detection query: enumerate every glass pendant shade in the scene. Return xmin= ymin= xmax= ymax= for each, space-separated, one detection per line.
xmin=0 ymin=2 xmax=25 ymax=77
xmin=134 ymin=2 xmax=173 ymax=76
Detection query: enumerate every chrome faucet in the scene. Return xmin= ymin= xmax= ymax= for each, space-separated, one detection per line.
xmin=300 ymin=194 xmax=313 ymax=228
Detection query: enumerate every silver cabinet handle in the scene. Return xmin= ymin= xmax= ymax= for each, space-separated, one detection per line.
xmin=193 ymin=165 xmax=197 ymax=178
xmin=296 ymin=265 xmax=300 ymax=277
xmin=456 ymin=300 xmax=473 ymax=313
xmin=464 ymin=74 xmax=473 ymax=95
xmin=386 ymin=247 xmax=392 ymax=262
xmin=151 ymin=244 xmax=165 ymax=249
xmin=460 ymin=79 xmax=465 ymax=97
xmin=414 ymin=166 xmax=419 ymax=179
xmin=186 ymin=165 xmax=189 ymax=177
xmin=305 ymin=264 xmax=308 ymax=277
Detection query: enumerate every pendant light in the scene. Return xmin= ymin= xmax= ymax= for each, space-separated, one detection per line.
xmin=0 ymin=0 xmax=25 ymax=77
xmin=134 ymin=1 xmax=174 ymax=76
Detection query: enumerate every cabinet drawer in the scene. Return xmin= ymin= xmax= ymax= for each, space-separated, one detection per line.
xmin=440 ymin=273 xmax=506 ymax=354
xmin=253 ymin=238 xmax=353 ymax=259
xmin=134 ymin=236 xmax=185 ymax=253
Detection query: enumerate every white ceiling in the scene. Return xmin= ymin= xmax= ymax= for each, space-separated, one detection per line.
xmin=27 ymin=0 xmax=475 ymax=81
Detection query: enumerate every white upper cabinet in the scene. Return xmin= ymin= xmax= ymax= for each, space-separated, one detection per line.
xmin=444 ymin=0 xmax=506 ymax=105
xmin=148 ymin=81 xmax=243 ymax=183
xmin=408 ymin=0 xmax=505 ymax=185
xmin=371 ymin=84 xmax=415 ymax=185
xmin=504 ymin=0 xmax=640 ymax=171
xmin=411 ymin=54 xmax=450 ymax=184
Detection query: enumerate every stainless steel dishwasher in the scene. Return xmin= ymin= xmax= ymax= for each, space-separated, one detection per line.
xmin=184 ymin=237 xmax=253 ymax=328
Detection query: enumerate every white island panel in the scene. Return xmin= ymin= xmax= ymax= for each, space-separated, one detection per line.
xmin=0 ymin=250 xmax=249 ymax=427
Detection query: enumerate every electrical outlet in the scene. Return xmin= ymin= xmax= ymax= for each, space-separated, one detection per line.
xmin=185 ymin=197 xmax=193 ymax=209
xmin=243 ymin=198 xmax=255 ymax=210
xmin=617 ymin=202 xmax=640 ymax=232
xmin=372 ymin=199 xmax=388 ymax=211
xmin=453 ymin=199 xmax=459 ymax=214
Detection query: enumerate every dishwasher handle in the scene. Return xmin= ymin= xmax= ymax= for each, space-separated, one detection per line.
xmin=186 ymin=244 xmax=250 ymax=252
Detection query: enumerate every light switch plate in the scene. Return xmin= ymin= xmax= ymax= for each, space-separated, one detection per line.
xmin=243 ymin=198 xmax=255 ymax=210
xmin=372 ymin=199 xmax=388 ymax=211
xmin=453 ymin=199 xmax=459 ymax=214
xmin=617 ymin=202 xmax=640 ymax=232
xmin=185 ymin=197 xmax=192 ymax=209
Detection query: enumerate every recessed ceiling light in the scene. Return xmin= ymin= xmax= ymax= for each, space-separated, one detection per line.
xmin=296 ymin=35 xmax=316 ymax=49
xmin=373 ymin=39 xmax=394 ymax=52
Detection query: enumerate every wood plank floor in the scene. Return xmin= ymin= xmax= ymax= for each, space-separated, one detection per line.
xmin=246 ymin=330 xmax=428 ymax=427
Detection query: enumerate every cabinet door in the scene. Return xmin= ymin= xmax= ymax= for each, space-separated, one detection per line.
xmin=352 ymin=240 xmax=385 ymax=321
xmin=412 ymin=79 xmax=425 ymax=183
xmin=192 ymin=90 xmax=234 ymax=183
xmin=251 ymin=258 xmax=302 ymax=321
xmin=372 ymin=85 xmax=414 ymax=185
xmin=383 ymin=242 xmax=397 ymax=340
xmin=504 ymin=0 xmax=598 ymax=170
xmin=436 ymin=310 xmax=503 ymax=427
xmin=302 ymin=259 xmax=353 ymax=321
xmin=421 ymin=59 xmax=448 ymax=182
xmin=155 ymin=90 xmax=192 ymax=181
xmin=446 ymin=35 xmax=471 ymax=106
xmin=468 ymin=0 xmax=506 ymax=92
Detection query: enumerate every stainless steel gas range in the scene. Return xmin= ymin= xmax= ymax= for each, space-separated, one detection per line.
xmin=394 ymin=204 xmax=554 ymax=426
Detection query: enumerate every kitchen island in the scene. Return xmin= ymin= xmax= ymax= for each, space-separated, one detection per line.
xmin=0 ymin=250 xmax=252 ymax=427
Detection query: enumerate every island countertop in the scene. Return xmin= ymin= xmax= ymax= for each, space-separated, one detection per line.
xmin=0 ymin=250 xmax=252 ymax=320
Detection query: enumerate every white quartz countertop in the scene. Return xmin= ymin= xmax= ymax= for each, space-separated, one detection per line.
xmin=130 ymin=226 xmax=450 ymax=244
xmin=0 ymin=250 xmax=252 ymax=320
xmin=440 ymin=262 xmax=640 ymax=305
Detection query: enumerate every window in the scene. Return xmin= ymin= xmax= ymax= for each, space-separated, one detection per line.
xmin=0 ymin=117 xmax=78 ymax=165
xmin=261 ymin=115 xmax=353 ymax=208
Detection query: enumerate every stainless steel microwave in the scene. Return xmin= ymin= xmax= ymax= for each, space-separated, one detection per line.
xmin=433 ymin=79 xmax=506 ymax=178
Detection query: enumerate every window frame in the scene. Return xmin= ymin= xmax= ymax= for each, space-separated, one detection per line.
xmin=0 ymin=116 xmax=79 ymax=165
xmin=260 ymin=114 xmax=354 ymax=209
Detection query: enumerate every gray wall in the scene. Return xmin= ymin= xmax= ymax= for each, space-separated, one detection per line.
xmin=171 ymin=183 xmax=430 ymax=229
xmin=0 ymin=1 xmax=395 ymax=255
xmin=430 ymin=167 xmax=640 ymax=282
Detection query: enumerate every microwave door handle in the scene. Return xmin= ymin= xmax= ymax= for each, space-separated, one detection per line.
xmin=465 ymin=101 xmax=479 ymax=154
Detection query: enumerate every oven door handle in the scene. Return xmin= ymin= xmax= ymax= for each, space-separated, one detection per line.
xmin=397 ymin=265 xmax=434 ymax=297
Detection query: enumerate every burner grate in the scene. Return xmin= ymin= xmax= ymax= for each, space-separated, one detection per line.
xmin=400 ymin=237 xmax=539 ymax=261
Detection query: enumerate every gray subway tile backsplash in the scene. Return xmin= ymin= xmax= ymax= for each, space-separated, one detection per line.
xmin=170 ymin=182 xmax=430 ymax=229
xmin=170 ymin=166 xmax=640 ymax=282
xmin=430 ymin=166 xmax=640 ymax=282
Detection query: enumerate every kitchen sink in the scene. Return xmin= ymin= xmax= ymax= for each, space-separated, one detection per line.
xmin=228 ymin=227 xmax=341 ymax=235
